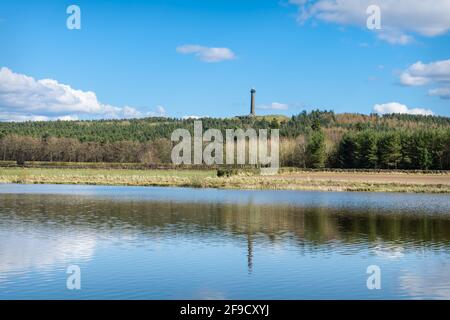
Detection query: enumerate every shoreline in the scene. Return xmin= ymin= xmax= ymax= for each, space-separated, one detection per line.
xmin=1 ymin=167 xmax=449 ymax=194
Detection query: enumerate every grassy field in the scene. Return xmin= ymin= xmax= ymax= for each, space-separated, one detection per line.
xmin=1 ymin=167 xmax=450 ymax=193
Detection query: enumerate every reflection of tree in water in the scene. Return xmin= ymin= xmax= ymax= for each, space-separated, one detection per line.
xmin=2 ymin=193 xmax=450 ymax=272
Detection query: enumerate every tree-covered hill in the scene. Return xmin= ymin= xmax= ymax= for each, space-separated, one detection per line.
xmin=1 ymin=111 xmax=449 ymax=143
xmin=1 ymin=110 xmax=449 ymax=170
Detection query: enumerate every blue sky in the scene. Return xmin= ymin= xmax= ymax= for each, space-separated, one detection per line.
xmin=0 ymin=0 xmax=449 ymax=121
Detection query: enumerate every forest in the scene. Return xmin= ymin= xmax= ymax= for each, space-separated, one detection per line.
xmin=1 ymin=110 xmax=449 ymax=170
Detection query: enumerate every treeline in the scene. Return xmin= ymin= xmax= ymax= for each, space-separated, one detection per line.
xmin=1 ymin=111 xmax=450 ymax=169
xmin=1 ymin=111 xmax=449 ymax=143
xmin=0 ymin=117 xmax=281 ymax=143
xmin=0 ymin=135 xmax=172 ymax=165
xmin=336 ymin=129 xmax=450 ymax=170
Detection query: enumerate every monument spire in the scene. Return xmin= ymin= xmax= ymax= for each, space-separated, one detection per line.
xmin=250 ymin=88 xmax=256 ymax=116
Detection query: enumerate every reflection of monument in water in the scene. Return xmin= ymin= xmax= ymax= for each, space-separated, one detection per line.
xmin=247 ymin=230 xmax=253 ymax=274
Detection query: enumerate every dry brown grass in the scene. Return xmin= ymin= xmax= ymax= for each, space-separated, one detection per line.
xmin=0 ymin=167 xmax=449 ymax=193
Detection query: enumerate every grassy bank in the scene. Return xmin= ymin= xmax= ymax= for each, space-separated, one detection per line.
xmin=1 ymin=167 xmax=449 ymax=193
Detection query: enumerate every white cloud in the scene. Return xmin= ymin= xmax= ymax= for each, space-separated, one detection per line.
xmin=155 ymin=106 xmax=167 ymax=117
xmin=257 ymin=102 xmax=289 ymax=110
xmin=182 ymin=115 xmax=208 ymax=120
xmin=373 ymin=102 xmax=433 ymax=116
xmin=56 ymin=115 xmax=79 ymax=121
xmin=400 ymin=59 xmax=450 ymax=99
xmin=0 ymin=67 xmax=165 ymax=122
xmin=400 ymin=60 xmax=450 ymax=85
xmin=176 ymin=45 xmax=236 ymax=63
xmin=400 ymin=72 xmax=430 ymax=86
xmin=0 ymin=112 xmax=51 ymax=122
xmin=429 ymin=87 xmax=450 ymax=99
xmin=290 ymin=0 xmax=450 ymax=44
xmin=377 ymin=31 xmax=414 ymax=45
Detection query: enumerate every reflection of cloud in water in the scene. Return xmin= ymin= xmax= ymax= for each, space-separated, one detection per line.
xmin=399 ymin=263 xmax=450 ymax=299
xmin=0 ymin=231 xmax=96 ymax=275
xmin=194 ymin=288 xmax=227 ymax=300
xmin=373 ymin=242 xmax=405 ymax=260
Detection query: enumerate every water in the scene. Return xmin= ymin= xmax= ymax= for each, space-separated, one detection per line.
xmin=1 ymin=184 xmax=450 ymax=300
